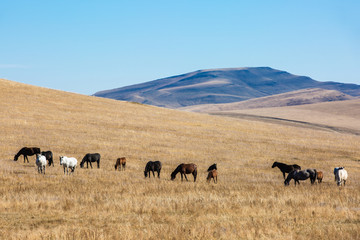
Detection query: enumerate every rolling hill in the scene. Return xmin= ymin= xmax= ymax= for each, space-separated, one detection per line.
xmin=1 ymin=78 xmax=360 ymax=239
xmin=180 ymin=88 xmax=355 ymax=112
xmin=94 ymin=67 xmax=360 ymax=108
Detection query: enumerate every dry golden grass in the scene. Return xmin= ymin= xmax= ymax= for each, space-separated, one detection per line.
xmin=0 ymin=78 xmax=359 ymax=239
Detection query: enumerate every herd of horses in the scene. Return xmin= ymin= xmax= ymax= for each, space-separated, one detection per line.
xmin=13 ymin=147 xmax=217 ymax=183
xmin=272 ymin=161 xmax=348 ymax=186
xmin=13 ymin=147 xmax=347 ymax=186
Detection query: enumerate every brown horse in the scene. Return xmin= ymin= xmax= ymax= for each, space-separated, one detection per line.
xmin=114 ymin=157 xmax=126 ymax=171
xmin=171 ymin=163 xmax=197 ymax=182
xmin=14 ymin=147 xmax=41 ymax=163
xmin=317 ymin=171 xmax=323 ymax=183
xmin=207 ymin=169 xmax=218 ymax=183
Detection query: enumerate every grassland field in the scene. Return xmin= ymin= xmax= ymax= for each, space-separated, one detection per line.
xmin=0 ymin=79 xmax=359 ymax=239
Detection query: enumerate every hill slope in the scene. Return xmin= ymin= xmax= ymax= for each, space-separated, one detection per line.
xmin=211 ymin=98 xmax=360 ymax=134
xmin=181 ymin=88 xmax=355 ymax=112
xmin=1 ymin=78 xmax=360 ymax=239
xmin=94 ymin=67 xmax=360 ymax=108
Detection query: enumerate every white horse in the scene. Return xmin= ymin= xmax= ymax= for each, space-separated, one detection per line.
xmin=36 ymin=154 xmax=47 ymax=174
xmin=59 ymin=156 xmax=78 ymax=175
xmin=334 ymin=167 xmax=348 ymax=186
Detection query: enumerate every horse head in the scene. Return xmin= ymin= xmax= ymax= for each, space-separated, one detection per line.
xmin=170 ymin=171 xmax=176 ymax=180
xmin=144 ymin=171 xmax=148 ymax=178
xmin=271 ymin=162 xmax=278 ymax=168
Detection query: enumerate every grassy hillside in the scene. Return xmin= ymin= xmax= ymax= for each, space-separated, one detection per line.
xmin=181 ymin=88 xmax=354 ymax=112
xmin=212 ymin=98 xmax=360 ymax=133
xmin=1 ymin=78 xmax=359 ymax=239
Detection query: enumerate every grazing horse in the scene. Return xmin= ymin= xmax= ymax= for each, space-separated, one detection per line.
xmin=60 ymin=156 xmax=77 ymax=175
xmin=207 ymin=169 xmax=218 ymax=183
xmin=144 ymin=161 xmax=162 ymax=178
xmin=14 ymin=147 xmax=41 ymax=163
xmin=36 ymin=154 xmax=47 ymax=174
xmin=284 ymin=169 xmax=317 ymax=186
xmin=272 ymin=161 xmax=301 ymax=179
xmin=171 ymin=163 xmax=197 ymax=182
xmin=41 ymin=151 xmax=54 ymax=167
xmin=80 ymin=153 xmax=101 ymax=168
xmin=334 ymin=167 xmax=348 ymax=186
xmin=207 ymin=163 xmax=217 ymax=172
xmin=114 ymin=157 xmax=127 ymax=171
xmin=317 ymin=171 xmax=323 ymax=183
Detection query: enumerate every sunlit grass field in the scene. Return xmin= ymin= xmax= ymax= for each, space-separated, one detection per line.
xmin=0 ymin=79 xmax=359 ymax=239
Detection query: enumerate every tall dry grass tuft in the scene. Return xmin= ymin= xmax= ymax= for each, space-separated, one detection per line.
xmin=0 ymin=78 xmax=359 ymax=239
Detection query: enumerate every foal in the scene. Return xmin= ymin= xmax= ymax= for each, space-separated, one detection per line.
xmin=317 ymin=171 xmax=323 ymax=183
xmin=207 ymin=169 xmax=218 ymax=183
xmin=114 ymin=157 xmax=126 ymax=171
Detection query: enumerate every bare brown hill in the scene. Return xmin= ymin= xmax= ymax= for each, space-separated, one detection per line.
xmin=1 ymin=78 xmax=359 ymax=239
xmin=181 ymin=88 xmax=354 ymax=112
xmin=210 ymin=98 xmax=360 ymax=134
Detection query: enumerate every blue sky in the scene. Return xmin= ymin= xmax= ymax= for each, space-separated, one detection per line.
xmin=1 ymin=0 xmax=359 ymax=95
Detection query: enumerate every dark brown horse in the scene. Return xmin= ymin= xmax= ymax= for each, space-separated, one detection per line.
xmin=272 ymin=161 xmax=301 ymax=179
xmin=144 ymin=161 xmax=162 ymax=178
xmin=207 ymin=169 xmax=218 ymax=183
xmin=171 ymin=163 xmax=197 ymax=182
xmin=80 ymin=153 xmax=101 ymax=168
xmin=14 ymin=147 xmax=41 ymax=163
xmin=41 ymin=151 xmax=54 ymax=167
xmin=114 ymin=157 xmax=126 ymax=171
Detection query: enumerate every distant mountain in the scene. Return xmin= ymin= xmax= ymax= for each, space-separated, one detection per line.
xmin=94 ymin=67 xmax=360 ymax=108
xmin=180 ymin=88 xmax=355 ymax=112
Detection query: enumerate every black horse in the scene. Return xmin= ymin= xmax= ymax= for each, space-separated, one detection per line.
xmin=80 ymin=153 xmax=101 ymax=168
xmin=272 ymin=161 xmax=301 ymax=179
xmin=144 ymin=161 xmax=162 ymax=178
xmin=41 ymin=151 xmax=54 ymax=167
xmin=14 ymin=147 xmax=41 ymax=163
xmin=284 ymin=169 xmax=317 ymax=186
xmin=171 ymin=163 xmax=197 ymax=182
xmin=207 ymin=163 xmax=217 ymax=172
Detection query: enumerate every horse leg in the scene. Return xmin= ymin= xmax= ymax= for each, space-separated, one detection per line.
xmin=152 ymin=170 xmax=155 ymax=178
xmin=184 ymin=174 xmax=189 ymax=181
xmin=97 ymin=161 xmax=100 ymax=168
xmin=343 ymin=180 xmax=346 ymax=186
xmin=43 ymin=166 xmax=45 ymax=175
xmin=157 ymin=170 xmax=160 ymax=178
xmin=282 ymin=171 xmax=286 ymax=179
xmin=180 ymin=173 xmax=183 ymax=181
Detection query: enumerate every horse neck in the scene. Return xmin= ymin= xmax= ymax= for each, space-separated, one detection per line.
xmin=171 ymin=166 xmax=181 ymax=176
xmin=14 ymin=150 xmax=23 ymax=159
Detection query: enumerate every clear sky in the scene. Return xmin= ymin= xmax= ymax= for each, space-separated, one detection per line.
xmin=1 ymin=0 xmax=359 ymax=95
